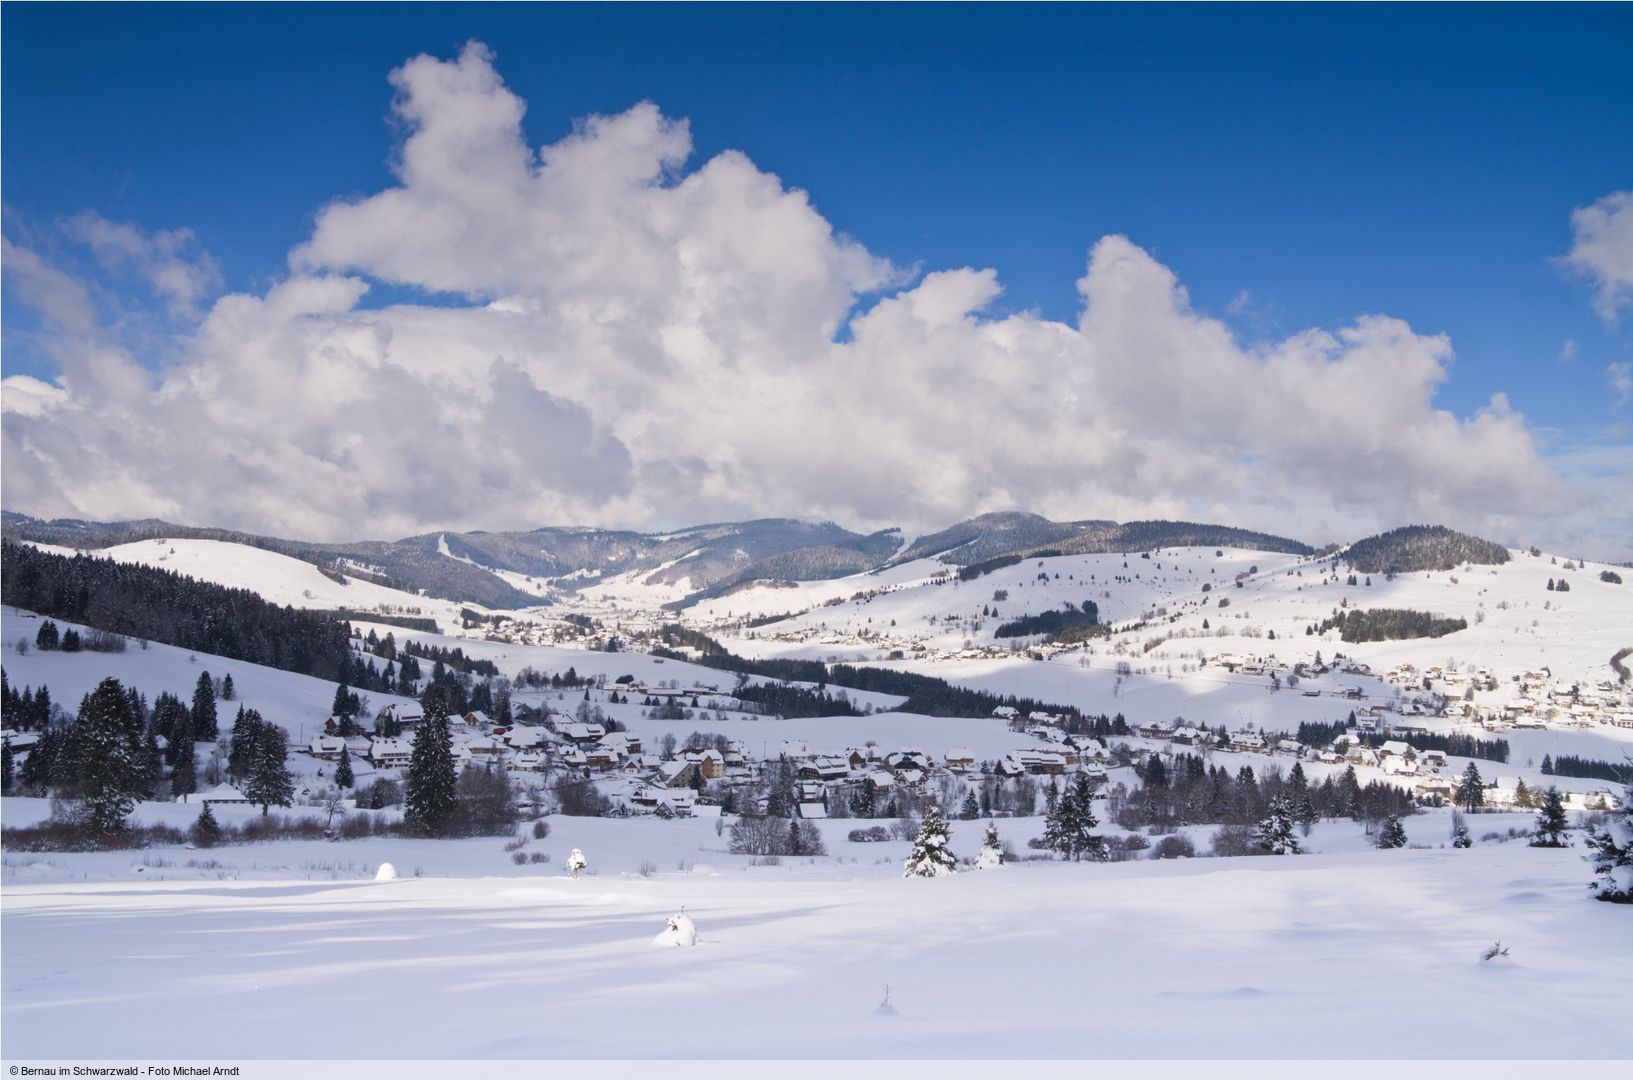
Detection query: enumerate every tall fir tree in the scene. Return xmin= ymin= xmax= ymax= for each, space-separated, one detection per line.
xmin=1584 ymin=776 xmax=1633 ymax=902
xmin=903 ymin=804 xmax=958 ymax=878
xmin=1 ymin=740 xmax=13 ymax=792
xmin=191 ymin=672 xmax=219 ymax=742
xmin=959 ymin=791 xmax=980 ymax=820
xmin=1256 ymin=794 xmax=1303 ymax=854
xmin=404 ymin=702 xmax=458 ymax=836
xmin=227 ymin=706 xmax=260 ymax=781
xmin=334 ymin=745 xmax=355 ymax=789
xmin=1042 ymin=771 xmax=1108 ymax=862
xmin=220 ymin=674 xmax=235 ymax=701
xmin=244 ymin=723 xmax=295 ymax=816
xmin=76 ymin=677 xmax=144 ymax=835
xmin=1456 ymin=762 xmax=1485 ymax=811
xmin=171 ymin=729 xmax=197 ymax=799
xmin=1530 ymin=787 xmax=1569 ymax=847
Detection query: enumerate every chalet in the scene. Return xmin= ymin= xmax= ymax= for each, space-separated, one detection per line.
xmin=461 ymin=710 xmax=491 ymax=728
xmin=600 ymin=732 xmax=643 ymax=757
xmin=1614 ymin=713 xmax=1633 ymax=730
xmin=658 ymin=760 xmax=699 ymax=788
xmin=1139 ymin=721 xmax=1175 ymax=741
xmin=510 ymin=750 xmax=549 ymax=772
xmin=796 ymin=756 xmax=848 ymax=783
xmin=1413 ymin=777 xmax=1456 ymax=803
xmin=992 ymin=706 xmax=1020 ymax=721
xmin=622 ymin=754 xmax=664 ymax=777
xmin=583 ymin=746 xmax=619 ymax=771
xmin=1229 ymin=731 xmax=1266 ymax=753
xmin=944 ymin=748 xmax=977 ymax=772
xmin=1381 ymin=756 xmax=1418 ymax=777
xmin=1015 ymin=750 xmax=1068 ymax=776
xmin=780 ymin=740 xmax=814 ymax=761
xmin=630 ymin=785 xmax=697 ymax=815
xmin=1419 ymin=750 xmax=1448 ymax=770
xmin=558 ymin=722 xmax=606 ymax=745
xmin=1028 ymin=724 xmax=1068 ymax=744
xmin=1028 ymin=711 xmax=1059 ymax=724
xmin=1276 ymin=739 xmax=1303 ymax=757
xmin=369 ymin=737 xmax=413 ymax=769
xmin=885 ymin=751 xmax=931 ymax=775
xmin=504 ymin=725 xmax=548 ymax=749
xmin=377 ymin=704 xmax=423 ymax=731
xmin=1070 ymin=737 xmax=1110 ymax=762
xmin=683 ymin=749 xmax=726 ymax=780
xmin=556 ymin=746 xmax=588 ymax=770
xmin=308 ymin=736 xmax=347 ymax=760
xmin=461 ymin=735 xmax=505 ymax=758
xmin=1170 ymin=727 xmax=1207 ymax=747
xmin=197 ymin=783 xmax=250 ymax=805
xmin=1376 ymin=740 xmax=1413 ymax=760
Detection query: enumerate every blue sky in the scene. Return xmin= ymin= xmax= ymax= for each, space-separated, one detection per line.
xmin=3 ymin=4 xmax=1631 ymax=552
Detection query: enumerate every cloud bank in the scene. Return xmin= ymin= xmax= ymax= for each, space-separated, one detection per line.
xmin=3 ymin=42 xmax=1627 ymax=556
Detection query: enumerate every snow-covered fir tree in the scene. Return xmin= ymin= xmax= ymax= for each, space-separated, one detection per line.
xmin=1377 ymin=815 xmax=1408 ymax=849
xmin=1255 ymin=794 xmax=1303 ymax=854
xmin=244 ymin=722 xmax=295 ymax=816
xmin=959 ymin=792 xmax=980 ymax=820
xmin=1042 ymin=771 xmax=1108 ymax=862
xmin=1530 ymin=786 xmax=1569 ymax=848
xmin=975 ymin=820 xmax=1004 ymax=870
xmin=1584 ymin=776 xmax=1632 ymax=902
xmin=334 ymin=745 xmax=354 ymax=789
xmin=1451 ymin=811 xmax=1473 ymax=849
xmin=903 ymin=804 xmax=958 ymax=878
xmin=404 ymin=703 xmax=458 ymax=836
xmin=76 ymin=677 xmax=143 ymax=835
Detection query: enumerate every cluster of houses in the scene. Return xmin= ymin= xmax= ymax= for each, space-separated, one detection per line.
xmin=1379 ymin=663 xmax=1633 ymax=732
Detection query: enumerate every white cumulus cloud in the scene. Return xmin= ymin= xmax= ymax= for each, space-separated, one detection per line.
xmin=3 ymin=42 xmax=1627 ymax=558
xmin=1563 ymin=189 xmax=1633 ymax=325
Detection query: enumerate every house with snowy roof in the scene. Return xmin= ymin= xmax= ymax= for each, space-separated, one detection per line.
xmin=369 ymin=737 xmax=413 ymax=769
xmin=197 ymin=783 xmax=250 ymax=805
xmin=943 ymin=748 xmax=976 ymax=772
xmin=377 ymin=704 xmax=423 ymax=731
xmin=308 ymin=735 xmax=347 ymax=760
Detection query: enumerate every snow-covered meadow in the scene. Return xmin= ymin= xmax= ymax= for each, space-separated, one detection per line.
xmin=3 ymin=822 xmax=1627 ymax=1059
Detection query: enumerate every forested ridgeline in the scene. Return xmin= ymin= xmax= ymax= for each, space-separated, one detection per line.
xmin=1 ymin=540 xmax=352 ymax=679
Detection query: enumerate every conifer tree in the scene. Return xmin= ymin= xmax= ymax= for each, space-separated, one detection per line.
xmin=1255 ymin=794 xmax=1303 ymax=854
xmin=228 ymin=706 xmax=260 ymax=781
xmin=220 ymin=674 xmax=235 ymax=701
xmin=76 ymin=678 xmax=143 ymax=835
xmin=1530 ymin=787 xmax=1569 ymax=847
xmin=35 ymin=620 xmax=60 ymax=651
xmin=1513 ymin=778 xmax=1536 ymax=810
xmin=1451 ymin=811 xmax=1473 ymax=849
xmin=903 ymin=804 xmax=958 ymax=878
xmin=191 ymin=672 xmax=219 ymax=742
xmin=334 ymin=745 xmax=354 ymax=789
xmin=1456 ymin=762 xmax=1485 ymax=811
xmin=1 ymin=740 xmax=13 ymax=792
xmin=1042 ymin=772 xmax=1108 ymax=862
xmin=404 ymin=703 xmax=457 ymax=836
xmin=959 ymin=792 xmax=980 ymax=820
xmin=1541 ymin=754 xmax=1554 ymax=775
xmin=171 ymin=729 xmax=197 ymax=799
xmin=1584 ymin=776 xmax=1632 ymax=902
xmin=190 ymin=802 xmax=223 ymax=847
xmin=244 ymin=723 xmax=294 ymax=816
xmin=975 ymin=820 xmax=1004 ymax=869
xmin=1377 ymin=815 xmax=1408 ymax=849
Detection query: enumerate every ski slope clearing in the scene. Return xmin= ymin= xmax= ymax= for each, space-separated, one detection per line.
xmin=2 ymin=836 xmax=1625 ymax=1059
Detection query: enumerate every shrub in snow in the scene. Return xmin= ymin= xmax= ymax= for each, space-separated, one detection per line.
xmin=849 ymin=826 xmax=891 ymax=843
xmin=903 ymin=805 xmax=958 ymax=878
xmin=1585 ymin=778 xmax=1633 ymax=903
xmin=1152 ymin=834 xmax=1196 ymax=860
xmin=566 ymin=848 xmax=588 ymax=879
xmin=651 ymin=911 xmax=698 ymax=947
xmin=1480 ymin=940 xmax=1510 ymax=962
xmin=1451 ymin=812 xmax=1473 ymax=849
xmin=975 ymin=821 xmax=1004 ymax=869
xmin=374 ymin=862 xmax=398 ymax=882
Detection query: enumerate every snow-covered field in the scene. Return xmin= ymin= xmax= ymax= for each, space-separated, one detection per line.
xmin=2 ymin=823 xmax=1626 ymax=1059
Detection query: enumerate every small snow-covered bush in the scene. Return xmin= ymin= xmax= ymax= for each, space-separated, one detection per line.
xmin=848 ymin=826 xmax=891 ymax=843
xmin=1152 ymin=834 xmax=1196 ymax=860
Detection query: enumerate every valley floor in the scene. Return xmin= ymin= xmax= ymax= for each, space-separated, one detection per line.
xmin=2 ymin=829 xmax=1627 ymax=1060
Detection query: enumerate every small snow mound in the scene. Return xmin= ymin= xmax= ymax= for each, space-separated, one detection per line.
xmin=651 ymin=912 xmax=698 ymax=947
xmin=374 ymin=863 xmax=398 ymax=882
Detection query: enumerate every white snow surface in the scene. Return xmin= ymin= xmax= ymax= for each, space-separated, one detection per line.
xmin=2 ymin=822 xmax=1628 ymax=1059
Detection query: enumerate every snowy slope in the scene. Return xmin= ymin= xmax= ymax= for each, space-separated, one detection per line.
xmin=2 ymin=831 xmax=1627 ymax=1059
